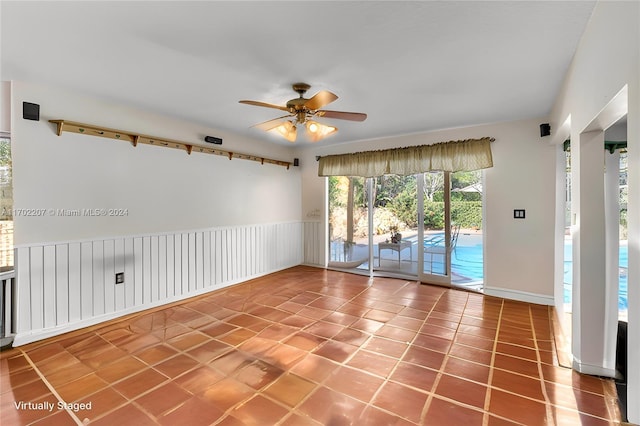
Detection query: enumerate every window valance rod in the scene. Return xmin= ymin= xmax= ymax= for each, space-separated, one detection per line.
xmin=315 ymin=137 xmax=495 ymax=161
xmin=317 ymin=137 xmax=494 ymax=177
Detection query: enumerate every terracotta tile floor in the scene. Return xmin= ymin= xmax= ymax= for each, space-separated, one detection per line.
xmin=1 ymin=266 xmax=622 ymax=425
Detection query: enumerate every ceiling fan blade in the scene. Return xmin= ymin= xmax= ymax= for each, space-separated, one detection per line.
xmin=304 ymin=90 xmax=338 ymax=110
xmin=316 ymin=110 xmax=367 ymax=122
xmin=251 ymin=115 xmax=293 ymax=131
xmin=239 ymin=100 xmax=289 ymax=112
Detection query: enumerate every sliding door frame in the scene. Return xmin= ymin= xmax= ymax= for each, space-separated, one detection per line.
xmin=418 ymin=172 xmax=453 ymax=287
xmin=326 ymin=172 xmax=454 ymax=287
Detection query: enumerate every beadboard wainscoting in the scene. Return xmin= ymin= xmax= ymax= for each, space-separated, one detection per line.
xmin=302 ymin=221 xmax=324 ymax=267
xmin=13 ymin=221 xmax=309 ymax=346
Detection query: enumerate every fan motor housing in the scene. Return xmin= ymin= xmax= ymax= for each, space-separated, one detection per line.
xmin=286 ymin=98 xmax=308 ymax=111
xmin=292 ymin=82 xmax=311 ymax=94
xmin=287 ymin=83 xmax=312 ymax=112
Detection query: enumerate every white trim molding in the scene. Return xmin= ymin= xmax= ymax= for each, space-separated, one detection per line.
xmin=483 ymin=286 xmax=554 ymax=306
xmin=572 ymin=356 xmax=617 ymax=379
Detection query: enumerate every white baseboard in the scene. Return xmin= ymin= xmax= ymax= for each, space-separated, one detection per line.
xmin=483 ymin=286 xmax=554 ymax=306
xmin=572 ymin=356 xmax=617 ymax=379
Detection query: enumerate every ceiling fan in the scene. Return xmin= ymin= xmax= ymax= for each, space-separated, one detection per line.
xmin=239 ymin=83 xmax=367 ymax=142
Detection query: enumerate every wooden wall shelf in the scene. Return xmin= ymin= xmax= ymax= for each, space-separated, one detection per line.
xmin=49 ymin=120 xmax=293 ymax=169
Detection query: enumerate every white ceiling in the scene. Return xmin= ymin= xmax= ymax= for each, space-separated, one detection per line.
xmin=1 ymin=1 xmax=596 ymax=146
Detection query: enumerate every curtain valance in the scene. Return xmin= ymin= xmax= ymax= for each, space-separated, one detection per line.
xmin=317 ymin=137 xmax=494 ymax=177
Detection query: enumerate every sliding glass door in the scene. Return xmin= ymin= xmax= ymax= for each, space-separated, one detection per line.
xmin=372 ymin=174 xmax=418 ymax=275
xmin=418 ymin=172 xmax=453 ymax=286
xmin=328 ymin=171 xmax=483 ymax=289
xmin=328 ymin=176 xmax=371 ymax=270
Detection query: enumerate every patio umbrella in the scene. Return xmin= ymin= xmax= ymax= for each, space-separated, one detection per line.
xmin=452 ymin=183 xmax=482 ymax=193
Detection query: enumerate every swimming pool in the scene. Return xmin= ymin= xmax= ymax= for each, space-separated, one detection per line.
xmin=418 ymin=232 xmax=484 ymax=283
xmin=451 ymin=234 xmax=484 ymax=283
xmin=564 ymin=242 xmax=628 ymax=311
xmin=434 ymin=234 xmax=629 ymax=314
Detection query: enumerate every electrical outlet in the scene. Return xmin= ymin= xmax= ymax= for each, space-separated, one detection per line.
xmin=115 ymin=272 xmax=125 ymax=284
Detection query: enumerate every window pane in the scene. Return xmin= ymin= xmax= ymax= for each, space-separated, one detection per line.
xmin=374 ymin=174 xmax=417 ymax=274
xmin=450 ymin=170 xmax=484 ymax=289
xmin=328 ymin=176 xmax=370 ymax=270
xmin=423 ymin=172 xmax=448 ymax=277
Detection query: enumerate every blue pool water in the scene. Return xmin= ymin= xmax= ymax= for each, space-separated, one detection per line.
xmin=422 ymin=233 xmax=484 ymax=283
xmin=451 ymin=238 xmax=484 ymax=283
xmin=564 ymin=242 xmax=628 ymax=311
xmin=437 ymin=235 xmax=628 ymax=313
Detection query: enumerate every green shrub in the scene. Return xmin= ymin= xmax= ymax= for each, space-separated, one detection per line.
xmin=423 ymin=202 xmax=444 ymax=229
xmin=389 ymin=188 xmax=418 ymax=228
xmin=452 ymin=201 xmax=483 ymax=229
xmin=423 ymin=201 xmax=482 ymax=230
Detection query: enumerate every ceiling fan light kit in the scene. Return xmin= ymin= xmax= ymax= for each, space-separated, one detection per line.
xmin=306 ymin=120 xmax=337 ymax=142
xmin=273 ymin=120 xmax=297 ymax=142
xmin=239 ymin=83 xmax=366 ymax=143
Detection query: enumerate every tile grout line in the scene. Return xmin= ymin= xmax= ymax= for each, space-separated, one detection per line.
xmin=156 ymin=324 xmax=262 ymax=425
xmin=20 ymin=349 xmax=86 ymax=425
xmin=6 ymin=268 xmax=623 ymax=425
xmin=419 ymin=289 xmax=468 ymax=424
xmin=278 ymin=280 xmax=442 ymax=425
xmin=531 ymin=305 xmax=556 ymax=425
xmin=82 ymin=337 xmax=179 ymax=423
xmin=388 ymin=284 xmax=449 ymax=424
xmin=92 ymin=307 xmax=253 ymax=424
xmin=289 ymin=280 xmax=408 ymax=424
xmin=126 ymin=297 xmax=283 ymax=424
xmin=531 ymin=308 xmax=617 ymax=424
xmin=231 ymin=278 xmax=400 ymax=424
xmin=481 ymin=298 xmax=504 ymax=426
xmin=184 ymin=286 xmax=297 ymax=424
xmin=461 ymin=301 xmax=511 ymax=419
xmin=270 ymin=283 xmax=377 ymax=426
xmin=360 ymin=280 xmax=447 ymax=424
xmin=314 ymin=281 xmax=418 ymax=424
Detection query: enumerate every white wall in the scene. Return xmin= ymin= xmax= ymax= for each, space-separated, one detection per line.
xmin=10 ymin=81 xmax=305 ymax=344
xmin=297 ymin=148 xmax=328 ymax=266
xmin=11 ymin=81 xmax=301 ymax=245
xmin=1 ymin=81 xmax=10 ymax=134
xmin=296 ymin=117 xmax=557 ymax=304
xmin=549 ymin=1 xmax=639 ymax=422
